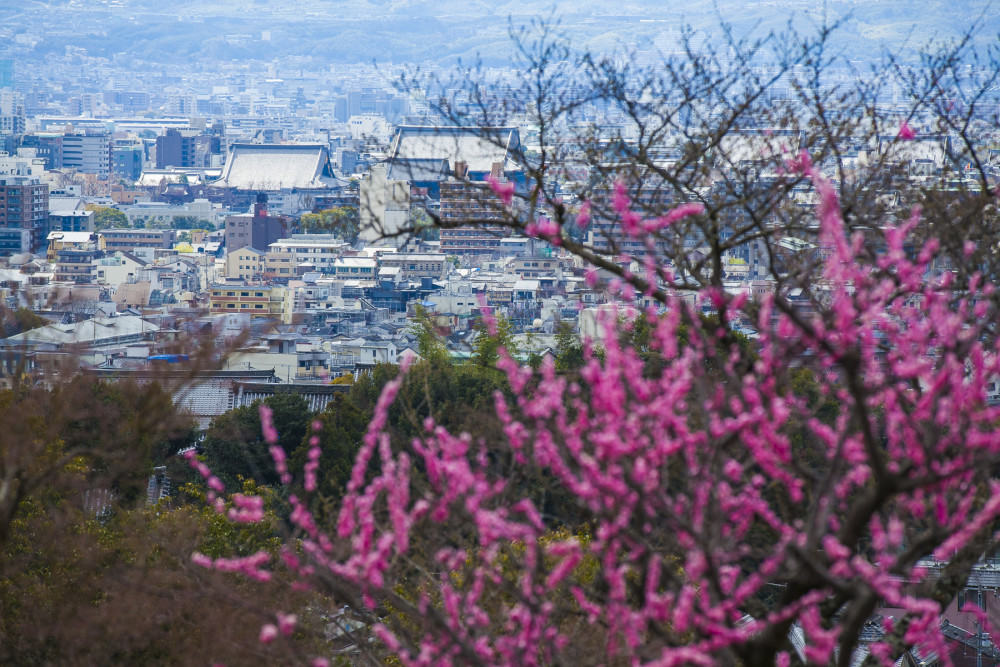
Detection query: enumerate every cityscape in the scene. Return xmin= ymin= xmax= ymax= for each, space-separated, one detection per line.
xmin=3 ymin=1 xmax=1000 ymax=665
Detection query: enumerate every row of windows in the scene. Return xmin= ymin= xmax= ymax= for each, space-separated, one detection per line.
xmin=213 ymin=291 xmax=270 ymax=297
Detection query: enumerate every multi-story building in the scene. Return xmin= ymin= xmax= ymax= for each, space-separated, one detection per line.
xmin=108 ymin=91 xmax=150 ymax=114
xmin=61 ymin=132 xmax=111 ymax=180
xmin=508 ymin=256 xmax=568 ymax=279
xmin=0 ymin=175 xmax=49 ymax=253
xmin=225 ymin=246 xmax=264 ymax=281
xmin=49 ymin=231 xmax=107 ymax=283
xmin=49 ymin=210 xmax=94 ymax=233
xmin=439 ymin=176 xmax=510 ymax=256
xmin=19 ymin=133 xmax=62 ymax=170
xmin=209 ymin=284 xmax=293 ymax=324
xmin=123 ymin=199 xmax=218 ymax=227
xmin=377 ymin=252 xmax=449 ymax=280
xmin=156 ymin=128 xmax=200 ymax=169
xmin=359 ymin=163 xmax=410 ymax=244
xmin=224 ymin=194 xmax=294 ymax=253
xmin=332 ymin=256 xmax=377 ymax=279
xmin=263 ymin=249 xmax=296 ymax=281
xmin=267 ymin=234 xmax=346 ymax=273
xmin=47 ymin=230 xmax=105 ymax=261
xmin=101 ymin=228 xmax=176 ymax=253
xmin=20 ymin=130 xmax=111 ymax=178
xmin=0 ymin=228 xmax=31 ymax=255
xmin=112 ymin=141 xmax=144 ymax=181
xmin=585 ymin=182 xmax=676 ymax=260
xmin=94 ymin=251 xmax=146 ymax=286
xmin=0 ymin=109 xmax=24 ymax=153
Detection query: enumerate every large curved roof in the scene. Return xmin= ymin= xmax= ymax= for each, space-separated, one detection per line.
xmin=214 ymin=143 xmax=339 ymax=190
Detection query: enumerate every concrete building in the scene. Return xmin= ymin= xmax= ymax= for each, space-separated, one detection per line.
xmin=94 ymin=251 xmax=146 ymax=286
xmin=359 ymin=163 xmax=410 ymax=244
xmin=378 ymin=252 xmax=449 ymax=280
xmin=0 ymin=228 xmax=31 ymax=255
xmin=225 ymin=246 xmax=264 ymax=281
xmin=224 ymin=194 xmax=294 ymax=253
xmin=439 ymin=174 xmax=509 ymax=256
xmin=0 ymin=175 xmax=49 ymax=253
xmin=48 ymin=210 xmax=94 ymax=233
xmin=267 ymin=234 xmax=347 ymax=273
xmin=156 ymin=128 xmax=198 ymax=169
xmin=155 ymin=128 xmax=220 ymax=169
xmin=112 ymin=141 xmax=144 ymax=181
xmin=102 ymin=228 xmax=177 ymax=253
xmin=123 ymin=198 xmax=218 ymax=227
xmin=209 ymin=284 xmax=293 ymax=324
xmin=332 ymin=256 xmax=377 ymax=279
xmin=61 ymin=132 xmax=111 ymax=180
xmin=19 ymin=133 xmax=63 ymax=170
xmin=262 ymin=249 xmax=296 ymax=281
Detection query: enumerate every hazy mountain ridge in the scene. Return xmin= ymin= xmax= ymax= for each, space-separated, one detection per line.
xmin=3 ymin=0 xmax=996 ymax=66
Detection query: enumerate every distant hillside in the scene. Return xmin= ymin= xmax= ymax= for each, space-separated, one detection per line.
xmin=4 ymin=0 xmax=997 ymax=66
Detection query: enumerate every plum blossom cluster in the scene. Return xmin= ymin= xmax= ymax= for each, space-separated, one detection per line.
xmin=193 ymin=171 xmax=1000 ymax=665
xmin=191 ymin=549 xmax=272 ymax=583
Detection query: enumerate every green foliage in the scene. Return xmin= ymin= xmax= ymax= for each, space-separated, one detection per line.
xmin=0 ymin=306 xmax=49 ymax=339
xmin=289 ymin=394 xmax=369 ymax=502
xmin=0 ymin=490 xmax=311 ymax=665
xmin=472 ymin=313 xmax=518 ymax=368
xmin=348 ymin=363 xmax=400 ymax=413
xmin=171 ymin=215 xmax=215 ymax=231
xmin=188 ymin=479 xmax=286 ymax=558
xmin=87 ymin=205 xmax=129 ymax=230
xmin=299 ymin=206 xmax=360 ymax=242
xmin=201 ymin=393 xmax=312 ymax=489
xmin=406 ymin=304 xmax=449 ymax=365
xmin=554 ymin=320 xmax=584 ymax=372
xmin=410 ymin=207 xmax=439 ymax=240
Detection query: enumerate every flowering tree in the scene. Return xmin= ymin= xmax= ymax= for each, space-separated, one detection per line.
xmin=186 ymin=147 xmax=1000 ymax=664
xmin=174 ymin=19 xmax=1000 ymax=666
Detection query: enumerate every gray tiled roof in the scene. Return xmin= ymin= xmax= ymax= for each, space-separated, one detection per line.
xmin=215 ymin=144 xmax=340 ymax=191
xmin=388 ymin=126 xmax=520 ymax=174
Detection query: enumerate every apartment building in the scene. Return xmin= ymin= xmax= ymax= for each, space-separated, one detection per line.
xmin=62 ymin=132 xmax=112 ymax=180
xmin=439 ymin=177 xmax=509 ymax=256
xmin=263 ymin=249 xmax=296 ymax=281
xmin=377 ymin=252 xmax=448 ymax=280
xmin=102 ymin=228 xmax=177 ymax=253
xmin=225 ymin=246 xmax=264 ymax=281
xmin=209 ymin=284 xmax=293 ymax=324
xmin=224 ymin=195 xmax=294 ymax=253
xmin=0 ymin=175 xmax=49 ymax=253
xmin=268 ymin=234 xmax=347 ymax=273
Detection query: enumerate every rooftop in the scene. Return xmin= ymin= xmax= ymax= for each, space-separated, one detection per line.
xmin=388 ymin=126 xmax=520 ymax=175
xmin=214 ymin=143 xmax=339 ymax=191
